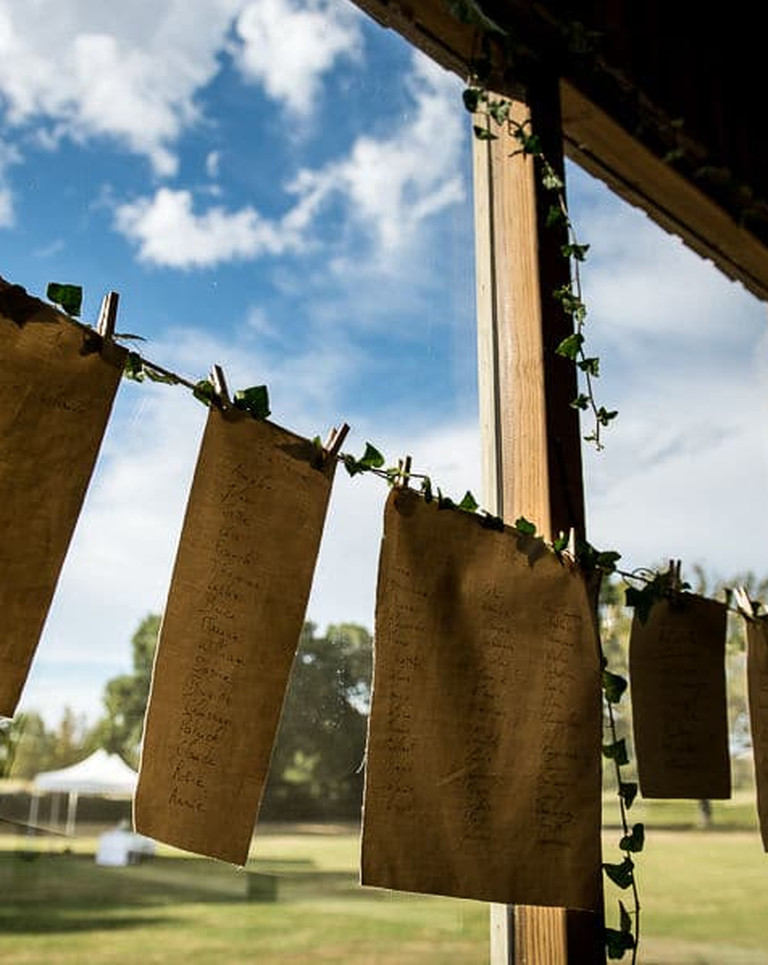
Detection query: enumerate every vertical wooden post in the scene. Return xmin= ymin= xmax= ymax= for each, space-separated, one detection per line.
xmin=473 ymin=74 xmax=604 ymax=965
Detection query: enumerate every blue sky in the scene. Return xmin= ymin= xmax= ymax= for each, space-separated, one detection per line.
xmin=2 ymin=0 xmax=768 ymax=725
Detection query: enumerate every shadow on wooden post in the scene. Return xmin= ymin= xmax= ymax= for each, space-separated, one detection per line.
xmin=473 ymin=70 xmax=605 ymax=965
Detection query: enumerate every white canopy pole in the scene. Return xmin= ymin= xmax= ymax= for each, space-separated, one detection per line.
xmin=65 ymin=790 xmax=79 ymax=837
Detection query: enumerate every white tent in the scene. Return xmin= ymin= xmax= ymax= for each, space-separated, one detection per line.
xmin=30 ymin=749 xmax=137 ymax=835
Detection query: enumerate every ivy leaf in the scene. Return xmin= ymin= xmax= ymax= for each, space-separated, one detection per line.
xmin=384 ymin=466 xmax=401 ymax=488
xmin=562 ymin=242 xmax=590 ymax=261
xmin=142 ymin=365 xmax=178 ymax=385
xmin=462 ymin=87 xmax=481 ymax=113
xmin=555 ymin=333 xmax=584 ymax=360
xmin=604 ymin=927 xmax=635 ymax=959
xmin=233 ymin=384 xmax=271 ymax=420
xmin=546 ymin=204 xmax=567 ymax=228
xmin=619 ymin=781 xmax=638 ymax=810
xmin=578 ymin=356 xmax=600 ymax=377
xmin=570 ymin=393 xmax=590 ymax=410
xmin=596 ymin=550 xmax=621 ymax=572
xmin=487 ymin=99 xmax=510 ymax=125
xmin=480 ymin=512 xmax=504 ymax=531
xmin=541 ymin=163 xmax=564 ymax=191
xmin=602 ymin=670 xmax=628 ymax=704
xmin=193 ymin=379 xmax=216 ymax=408
xmin=619 ymin=822 xmax=645 ymax=854
xmin=514 ymin=516 xmax=536 ymax=536
xmin=516 ymin=132 xmax=542 ymax=155
xmin=421 ymin=476 xmax=434 ymax=503
xmin=47 ymin=282 xmax=82 ymax=317
xmin=310 ymin=435 xmax=325 ymax=469
xmin=552 ymin=532 xmax=569 ymax=554
xmin=458 ymin=490 xmax=479 ymax=512
xmin=360 ymin=443 xmax=385 ymax=469
xmin=114 ymin=332 xmax=146 ymax=342
xmin=625 ymin=583 xmax=659 ymax=625
xmin=473 ymin=125 xmax=497 ymax=141
xmin=343 ymin=455 xmax=363 ymax=477
xmin=619 ymin=900 xmax=633 ymax=934
xmin=436 ymin=488 xmax=455 ymax=510
xmin=123 ymin=352 xmax=145 ymax=382
xmin=597 ymin=407 xmax=619 ymax=426
xmin=602 ymin=739 xmax=629 ymax=766
xmin=602 ymin=856 xmax=634 ymax=889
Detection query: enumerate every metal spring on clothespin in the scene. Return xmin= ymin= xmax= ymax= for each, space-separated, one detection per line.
xmin=210 ymin=364 xmax=231 ymax=409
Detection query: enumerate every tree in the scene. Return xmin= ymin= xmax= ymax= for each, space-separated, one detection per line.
xmin=1 ymin=708 xmax=93 ymax=779
xmin=261 ymin=622 xmax=373 ymax=820
xmin=1 ymin=713 xmax=55 ymax=778
xmin=96 ymin=614 xmax=160 ymax=767
xmin=93 ymin=614 xmax=374 ymax=819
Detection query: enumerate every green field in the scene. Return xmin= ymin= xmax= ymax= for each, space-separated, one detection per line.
xmin=1 ymin=810 xmax=768 ymax=963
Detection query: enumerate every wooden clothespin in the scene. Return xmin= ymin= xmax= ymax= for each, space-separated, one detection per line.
xmin=96 ymin=291 xmax=119 ymax=339
xmin=402 ymin=455 xmax=412 ymax=489
xmin=734 ymin=586 xmax=756 ymax=620
xmin=667 ymin=559 xmax=683 ymax=593
xmin=323 ymin=423 xmax=350 ymax=464
xmin=210 ymin=364 xmax=231 ymax=409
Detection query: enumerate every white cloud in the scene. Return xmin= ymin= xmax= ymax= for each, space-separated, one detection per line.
xmin=0 ymin=188 xmax=13 ymax=228
xmin=0 ymin=0 xmax=365 ymax=177
xmin=113 ymin=52 xmax=466 ymax=270
xmin=286 ymin=52 xmax=465 ymax=261
xmin=0 ymin=138 xmax=21 ymax=227
xmin=567 ymin=163 xmax=761 ymax=348
xmin=570 ymin=159 xmax=768 ymax=578
xmin=205 ymin=150 xmax=221 ymax=179
xmin=114 ymin=187 xmax=302 ymax=268
xmin=17 ymin=319 xmax=477 ymax=724
xmin=0 ymin=1 xmax=252 ymax=175
xmin=234 ymin=0 xmax=362 ymax=117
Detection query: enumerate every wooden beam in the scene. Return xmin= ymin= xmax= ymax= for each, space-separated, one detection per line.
xmin=350 ymin=0 xmax=768 ymax=302
xmin=559 ymin=82 xmax=768 ymax=302
xmin=473 ymin=75 xmax=603 ymax=965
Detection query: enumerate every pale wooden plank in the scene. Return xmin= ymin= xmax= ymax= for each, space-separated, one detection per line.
xmin=472 ymin=77 xmax=603 ymax=965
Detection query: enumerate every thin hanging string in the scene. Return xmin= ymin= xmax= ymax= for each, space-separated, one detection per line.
xmin=108 ymin=338 xmax=763 ymax=621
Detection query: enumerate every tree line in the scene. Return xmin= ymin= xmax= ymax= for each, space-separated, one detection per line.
xmin=2 ymin=567 xmax=765 ymax=822
xmin=1 ymin=617 xmax=372 ymax=821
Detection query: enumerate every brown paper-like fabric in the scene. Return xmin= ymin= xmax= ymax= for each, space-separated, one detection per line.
xmin=746 ymin=618 xmax=768 ymax=850
xmin=630 ymin=595 xmax=730 ymax=799
xmin=0 ymin=281 xmax=125 ymax=717
xmin=361 ymin=489 xmax=602 ymax=911
xmin=134 ymin=409 xmax=334 ymax=864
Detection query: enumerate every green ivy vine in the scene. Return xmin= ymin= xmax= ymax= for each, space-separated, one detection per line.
xmin=464 ymin=88 xmax=617 ymax=449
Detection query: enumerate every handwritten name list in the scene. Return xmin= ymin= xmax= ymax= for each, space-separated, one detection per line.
xmin=746 ymin=618 xmax=768 ymax=849
xmin=361 ymin=489 xmax=602 ymax=910
xmin=134 ymin=410 xmax=334 ymax=864
xmin=0 ymin=281 xmax=125 ymax=716
xmin=630 ymin=596 xmax=730 ymax=799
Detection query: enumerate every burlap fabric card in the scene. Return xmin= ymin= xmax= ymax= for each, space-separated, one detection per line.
xmin=0 ymin=280 xmax=125 ymax=716
xmin=135 ymin=410 xmax=334 ymax=863
xmin=630 ymin=595 xmax=729 ymax=799
xmin=746 ymin=617 xmax=768 ymax=849
xmin=361 ymin=488 xmax=602 ymax=910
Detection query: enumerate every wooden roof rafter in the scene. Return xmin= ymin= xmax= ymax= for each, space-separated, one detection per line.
xmin=353 ymin=0 xmax=768 ymax=301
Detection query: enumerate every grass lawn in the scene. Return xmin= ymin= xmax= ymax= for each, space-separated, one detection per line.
xmin=1 ymin=818 xmax=768 ymax=963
